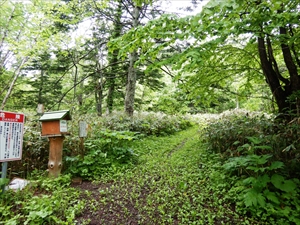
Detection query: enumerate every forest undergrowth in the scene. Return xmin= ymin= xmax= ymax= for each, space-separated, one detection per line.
xmin=1 ymin=110 xmax=300 ymax=224
xmin=75 ymin=125 xmax=259 ymax=225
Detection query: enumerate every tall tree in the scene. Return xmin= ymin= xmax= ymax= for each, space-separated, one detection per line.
xmin=0 ymin=1 xmax=30 ymax=110
xmin=0 ymin=0 xmax=85 ymax=110
xmin=89 ymin=0 xmax=165 ymax=115
xmin=106 ymin=0 xmax=124 ymax=114
xmin=111 ymin=0 xmax=300 ymax=117
xmin=124 ymin=4 xmax=141 ymax=116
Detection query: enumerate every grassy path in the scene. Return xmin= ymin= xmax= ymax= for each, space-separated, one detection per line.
xmin=76 ymin=126 xmax=253 ymax=225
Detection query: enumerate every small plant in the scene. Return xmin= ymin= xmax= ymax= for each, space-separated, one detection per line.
xmin=64 ymin=129 xmax=139 ymax=180
xmin=0 ymin=174 xmax=85 ymax=224
xmin=223 ymin=136 xmax=300 ymax=223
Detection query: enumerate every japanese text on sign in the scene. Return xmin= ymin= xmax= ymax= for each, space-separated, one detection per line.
xmin=0 ymin=111 xmax=25 ymax=162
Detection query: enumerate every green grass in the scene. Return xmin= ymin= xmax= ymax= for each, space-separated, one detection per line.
xmin=83 ymin=125 xmax=262 ymax=224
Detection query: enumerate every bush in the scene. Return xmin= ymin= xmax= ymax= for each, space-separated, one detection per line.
xmin=64 ymin=130 xmax=139 ymax=180
xmin=0 ymin=174 xmax=85 ymax=224
xmin=203 ymin=109 xmax=300 ymax=224
xmin=7 ymin=111 xmax=193 ymax=179
xmin=96 ymin=111 xmax=193 ymax=136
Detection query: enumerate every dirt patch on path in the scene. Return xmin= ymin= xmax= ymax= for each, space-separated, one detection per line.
xmin=74 ymin=179 xmax=163 ymax=225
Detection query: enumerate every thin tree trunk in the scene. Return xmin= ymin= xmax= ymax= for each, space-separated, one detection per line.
xmin=73 ymin=64 xmax=78 ymax=103
xmin=125 ymin=5 xmax=140 ymax=116
xmin=1 ymin=57 xmax=27 ymax=110
xmin=95 ymin=82 xmax=103 ymax=116
xmin=106 ymin=79 xmax=115 ymax=114
xmin=125 ymin=51 xmax=137 ymax=116
xmin=38 ymin=70 xmax=44 ymax=104
xmin=77 ymin=81 xmax=83 ymax=106
xmin=96 ymin=60 xmax=105 ymax=116
xmin=106 ymin=0 xmax=123 ymax=114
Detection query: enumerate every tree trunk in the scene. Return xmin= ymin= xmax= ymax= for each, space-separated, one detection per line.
xmin=77 ymin=80 xmax=84 ymax=106
xmin=38 ymin=70 xmax=44 ymax=104
xmin=279 ymin=27 xmax=300 ymax=92
xmin=95 ymin=73 xmax=104 ymax=116
xmin=124 ymin=5 xmax=140 ymax=116
xmin=96 ymin=82 xmax=103 ymax=116
xmin=106 ymin=0 xmax=123 ymax=114
xmin=106 ymin=81 xmax=115 ymax=114
xmin=257 ymin=36 xmax=288 ymax=113
xmin=257 ymin=26 xmax=300 ymax=118
xmin=125 ymin=51 xmax=137 ymax=116
xmin=1 ymin=57 xmax=27 ymax=110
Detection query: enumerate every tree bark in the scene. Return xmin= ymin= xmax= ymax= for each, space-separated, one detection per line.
xmin=38 ymin=70 xmax=44 ymax=104
xmin=257 ymin=37 xmax=288 ymax=113
xmin=106 ymin=81 xmax=115 ymax=113
xmin=125 ymin=5 xmax=140 ymax=116
xmin=1 ymin=57 xmax=28 ymax=110
xmin=95 ymin=62 xmax=105 ymax=116
xmin=125 ymin=51 xmax=138 ymax=116
xmin=95 ymin=80 xmax=104 ymax=116
xmin=106 ymin=0 xmax=123 ymax=114
xmin=279 ymin=27 xmax=300 ymax=92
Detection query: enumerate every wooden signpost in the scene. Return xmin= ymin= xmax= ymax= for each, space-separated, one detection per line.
xmin=39 ymin=110 xmax=71 ymax=177
xmin=0 ymin=111 xmax=25 ymax=193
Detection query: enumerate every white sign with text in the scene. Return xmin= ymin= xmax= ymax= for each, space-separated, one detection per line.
xmin=0 ymin=111 xmax=25 ymax=162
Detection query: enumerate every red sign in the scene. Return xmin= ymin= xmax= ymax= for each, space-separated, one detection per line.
xmin=0 ymin=111 xmax=25 ymax=162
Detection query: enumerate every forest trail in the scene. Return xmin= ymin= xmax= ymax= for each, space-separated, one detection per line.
xmin=75 ymin=126 xmax=242 ymax=225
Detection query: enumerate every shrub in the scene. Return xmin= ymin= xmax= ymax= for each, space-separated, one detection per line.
xmin=64 ymin=129 xmax=139 ymax=180
xmin=96 ymin=111 xmax=193 ymax=136
xmin=203 ymin=109 xmax=300 ymax=224
xmin=8 ymin=111 xmax=193 ymax=178
xmin=0 ymin=174 xmax=85 ymax=224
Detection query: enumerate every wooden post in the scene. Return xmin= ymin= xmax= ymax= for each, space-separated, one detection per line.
xmin=48 ymin=136 xmax=64 ymax=178
xmin=79 ymin=137 xmax=85 ymax=157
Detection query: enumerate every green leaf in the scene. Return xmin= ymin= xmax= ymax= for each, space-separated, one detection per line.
xmin=263 ymin=190 xmax=280 ymax=204
xmin=257 ymin=193 xmax=266 ymax=207
xmin=244 ymin=189 xmax=266 ymax=208
xmin=240 ymin=143 xmax=251 ymax=149
xmin=271 ymin=174 xmax=285 ymax=189
xmin=233 ymin=140 xmax=240 ymax=145
xmin=242 ymin=176 xmax=256 ymax=185
xmin=257 ymin=174 xmax=270 ymax=187
xmin=254 ymin=154 xmax=272 ymax=165
xmin=280 ymin=180 xmax=297 ymax=193
xmin=246 ymin=166 xmax=264 ymax=172
xmin=30 ymin=210 xmax=51 ymax=218
xmin=0 ymin=178 xmax=9 ymax=186
xmin=244 ymin=189 xmax=257 ymax=207
xmin=246 ymin=136 xmax=262 ymax=145
xmin=271 ymin=174 xmax=297 ymax=193
xmin=268 ymin=161 xmax=284 ymax=170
